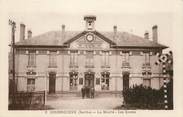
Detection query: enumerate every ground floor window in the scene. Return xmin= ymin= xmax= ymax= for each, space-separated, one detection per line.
xmin=101 ymin=72 xmax=110 ymax=90
xmin=69 ymin=72 xmax=78 ymax=90
xmin=143 ymin=79 xmax=151 ymax=87
xmin=27 ymin=78 xmax=35 ymax=92
xmin=142 ymin=71 xmax=151 ymax=88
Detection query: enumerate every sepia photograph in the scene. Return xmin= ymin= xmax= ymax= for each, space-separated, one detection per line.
xmin=8 ymin=14 xmax=173 ymax=110
xmin=0 ymin=0 xmax=183 ymax=116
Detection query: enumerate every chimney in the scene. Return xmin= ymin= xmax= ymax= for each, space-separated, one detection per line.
xmin=113 ymin=25 xmax=117 ymax=34
xmin=144 ymin=31 xmax=149 ymax=39
xmin=61 ymin=24 xmax=65 ymax=41
xmin=27 ymin=30 xmax=32 ymax=39
xmin=113 ymin=25 xmax=117 ymax=42
xmin=152 ymin=25 xmax=158 ymax=43
xmin=20 ymin=23 xmax=25 ymax=41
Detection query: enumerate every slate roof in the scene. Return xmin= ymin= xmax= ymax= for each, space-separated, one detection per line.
xmin=15 ymin=30 xmax=167 ymax=49
xmin=101 ymin=31 xmax=167 ymax=48
xmin=16 ymin=31 xmax=81 ymax=46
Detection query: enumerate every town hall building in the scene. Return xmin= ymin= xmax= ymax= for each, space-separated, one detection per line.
xmin=10 ymin=15 xmax=168 ymax=94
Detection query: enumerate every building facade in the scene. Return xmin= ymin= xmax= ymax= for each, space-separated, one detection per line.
xmin=11 ymin=15 xmax=168 ymax=94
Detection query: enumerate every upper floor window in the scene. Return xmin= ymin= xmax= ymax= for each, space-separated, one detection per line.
xmin=102 ymin=51 xmax=109 ymax=67
xmin=144 ymin=52 xmax=150 ymax=63
xmin=70 ymin=51 xmax=78 ymax=67
xmin=28 ymin=50 xmax=36 ymax=67
xmin=121 ymin=51 xmax=129 ymax=62
xmin=121 ymin=51 xmax=130 ymax=68
xmin=49 ymin=51 xmax=57 ymax=68
xmin=142 ymin=52 xmax=151 ymax=76
xmin=85 ymin=51 xmax=94 ymax=67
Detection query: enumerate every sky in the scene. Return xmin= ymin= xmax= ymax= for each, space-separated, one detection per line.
xmin=2 ymin=0 xmax=179 ymax=50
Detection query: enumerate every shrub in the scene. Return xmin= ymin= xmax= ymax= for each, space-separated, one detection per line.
xmin=122 ymin=85 xmax=164 ymax=109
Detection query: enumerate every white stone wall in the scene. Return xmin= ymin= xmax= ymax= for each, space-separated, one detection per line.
xmin=15 ymin=49 xmax=163 ymax=92
xmin=35 ymin=77 xmax=46 ymax=91
xmin=55 ymin=77 xmax=62 ymax=91
xmin=17 ymin=77 xmax=27 ymax=91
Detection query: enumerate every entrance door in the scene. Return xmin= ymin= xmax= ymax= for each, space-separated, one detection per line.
xmin=123 ymin=73 xmax=129 ymax=91
xmin=85 ymin=73 xmax=94 ymax=88
xmin=49 ymin=72 xmax=56 ymax=94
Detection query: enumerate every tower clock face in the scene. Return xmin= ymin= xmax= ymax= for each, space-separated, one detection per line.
xmin=86 ymin=34 xmax=94 ymax=42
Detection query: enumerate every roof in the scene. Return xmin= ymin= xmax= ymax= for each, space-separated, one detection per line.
xmin=100 ymin=31 xmax=167 ymax=48
xmin=16 ymin=31 xmax=81 ymax=46
xmin=15 ymin=30 xmax=168 ymax=49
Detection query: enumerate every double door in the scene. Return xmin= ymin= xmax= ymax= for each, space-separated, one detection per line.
xmin=85 ymin=73 xmax=94 ymax=88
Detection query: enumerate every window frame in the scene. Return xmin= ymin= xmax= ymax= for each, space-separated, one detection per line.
xmin=69 ymin=73 xmax=78 ymax=90
xmin=27 ymin=78 xmax=35 ymax=92
xmin=49 ymin=51 xmax=57 ymax=68
xmin=85 ymin=51 xmax=94 ymax=67
xmin=102 ymin=51 xmax=110 ymax=67
xmin=70 ymin=51 xmax=78 ymax=67
xmin=28 ymin=50 xmax=36 ymax=67
xmin=144 ymin=52 xmax=150 ymax=64
xmin=121 ymin=51 xmax=129 ymax=62
xmin=101 ymin=73 xmax=110 ymax=90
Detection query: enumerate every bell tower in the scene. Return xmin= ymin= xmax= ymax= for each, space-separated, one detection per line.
xmin=84 ymin=15 xmax=96 ymax=31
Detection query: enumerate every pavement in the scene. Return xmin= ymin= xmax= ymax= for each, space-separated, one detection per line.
xmin=46 ymin=96 xmax=123 ymax=109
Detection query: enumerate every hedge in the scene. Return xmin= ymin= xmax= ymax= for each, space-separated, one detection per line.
xmin=122 ymin=79 xmax=173 ymax=109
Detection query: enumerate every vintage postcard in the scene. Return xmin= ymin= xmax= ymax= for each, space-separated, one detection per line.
xmin=0 ymin=0 xmax=183 ymax=117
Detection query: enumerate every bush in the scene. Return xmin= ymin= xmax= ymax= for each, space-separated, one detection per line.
xmin=122 ymin=85 xmax=164 ymax=109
